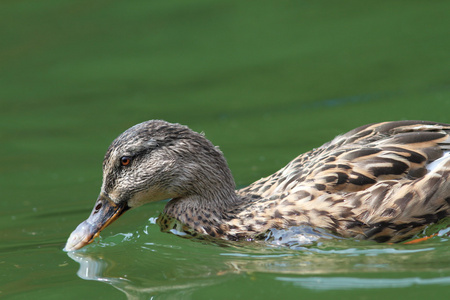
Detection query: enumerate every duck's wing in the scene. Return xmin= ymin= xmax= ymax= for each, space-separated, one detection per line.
xmin=237 ymin=121 xmax=450 ymax=242
xmin=241 ymin=120 xmax=450 ymax=196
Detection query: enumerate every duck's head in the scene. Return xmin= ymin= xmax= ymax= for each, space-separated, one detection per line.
xmin=64 ymin=120 xmax=235 ymax=251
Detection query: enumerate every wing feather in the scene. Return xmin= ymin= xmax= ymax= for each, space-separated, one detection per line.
xmin=236 ymin=121 xmax=450 ymax=242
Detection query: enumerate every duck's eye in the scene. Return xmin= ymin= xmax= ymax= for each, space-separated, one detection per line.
xmin=120 ymin=156 xmax=132 ymax=166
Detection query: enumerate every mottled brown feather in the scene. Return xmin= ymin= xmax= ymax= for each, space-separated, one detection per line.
xmin=82 ymin=120 xmax=450 ymax=247
xmin=228 ymin=121 xmax=450 ymax=242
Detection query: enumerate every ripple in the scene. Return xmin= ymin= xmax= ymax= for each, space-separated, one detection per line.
xmin=219 ymin=252 xmax=295 ymax=258
xmin=276 ymin=276 xmax=450 ymax=290
xmin=307 ymin=246 xmax=436 ymax=256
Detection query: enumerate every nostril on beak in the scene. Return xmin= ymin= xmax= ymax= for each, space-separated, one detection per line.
xmin=94 ymin=202 xmax=102 ymax=214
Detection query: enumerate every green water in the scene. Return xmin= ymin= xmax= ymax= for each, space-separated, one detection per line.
xmin=1 ymin=1 xmax=450 ymax=299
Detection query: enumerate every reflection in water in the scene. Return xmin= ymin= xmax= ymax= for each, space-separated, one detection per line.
xmin=66 ymin=222 xmax=450 ymax=299
xmin=68 ymin=251 xmax=224 ymax=300
xmin=68 ymin=242 xmax=450 ymax=299
xmin=276 ymin=276 xmax=450 ymax=290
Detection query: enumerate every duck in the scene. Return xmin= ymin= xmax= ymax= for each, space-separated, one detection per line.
xmin=64 ymin=120 xmax=450 ymax=251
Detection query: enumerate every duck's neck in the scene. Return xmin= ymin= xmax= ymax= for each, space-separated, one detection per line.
xmin=163 ymin=185 xmax=244 ymax=229
xmin=162 ymin=142 xmax=246 ymax=232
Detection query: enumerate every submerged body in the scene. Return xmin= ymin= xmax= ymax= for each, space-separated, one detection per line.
xmin=65 ymin=120 xmax=450 ymax=251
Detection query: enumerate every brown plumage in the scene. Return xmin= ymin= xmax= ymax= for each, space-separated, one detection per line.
xmin=65 ymin=120 xmax=450 ymax=251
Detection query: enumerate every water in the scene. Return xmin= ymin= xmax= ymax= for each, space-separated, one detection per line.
xmin=43 ymin=211 xmax=450 ymax=299
xmin=2 ymin=1 xmax=450 ymax=299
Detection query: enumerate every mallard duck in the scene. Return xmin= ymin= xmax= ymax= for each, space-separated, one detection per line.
xmin=64 ymin=120 xmax=450 ymax=251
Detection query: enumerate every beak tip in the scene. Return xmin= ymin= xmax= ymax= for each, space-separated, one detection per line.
xmin=64 ymin=234 xmax=82 ymax=252
xmin=63 ymin=221 xmax=93 ymax=251
xmin=64 ymin=196 xmax=129 ymax=252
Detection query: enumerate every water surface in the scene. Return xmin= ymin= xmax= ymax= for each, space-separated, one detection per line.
xmin=1 ymin=1 xmax=450 ymax=299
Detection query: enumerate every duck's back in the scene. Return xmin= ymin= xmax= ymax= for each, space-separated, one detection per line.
xmin=233 ymin=121 xmax=450 ymax=242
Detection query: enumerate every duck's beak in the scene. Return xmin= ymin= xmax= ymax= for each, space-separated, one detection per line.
xmin=64 ymin=193 xmax=129 ymax=251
